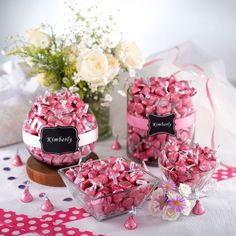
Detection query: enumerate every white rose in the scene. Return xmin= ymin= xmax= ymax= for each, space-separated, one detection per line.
xmin=150 ymin=188 xmax=164 ymax=200
xmin=115 ymin=41 xmax=143 ymax=70
xmin=178 ymin=183 xmax=191 ymax=198
xmin=148 ymin=200 xmax=162 ymax=217
xmin=182 ymin=199 xmax=191 ymax=216
xmin=76 ymin=50 xmax=109 ymax=88
xmin=162 ymin=206 xmax=180 ymax=221
xmin=26 ymin=29 xmax=50 ymax=49
xmin=64 ymin=44 xmax=80 ymax=62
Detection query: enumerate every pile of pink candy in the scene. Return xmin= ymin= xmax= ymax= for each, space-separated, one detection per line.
xmin=23 ymin=90 xmax=97 ymax=166
xmin=159 ymin=141 xmax=217 ymax=188
xmin=127 ymin=76 xmax=196 ymax=165
xmin=64 ymin=157 xmax=157 ymax=220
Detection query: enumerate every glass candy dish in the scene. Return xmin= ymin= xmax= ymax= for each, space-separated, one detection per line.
xmin=159 ymin=142 xmax=219 ymax=199
xmin=58 ymin=158 xmax=159 ymax=221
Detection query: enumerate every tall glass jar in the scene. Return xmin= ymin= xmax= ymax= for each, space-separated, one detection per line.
xmin=127 ymin=76 xmax=196 ymax=166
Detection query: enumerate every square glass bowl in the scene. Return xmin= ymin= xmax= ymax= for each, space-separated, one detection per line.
xmin=58 ymin=160 xmax=159 ymax=221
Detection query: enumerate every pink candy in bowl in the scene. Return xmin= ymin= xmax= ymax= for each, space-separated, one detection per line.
xmin=22 ymin=90 xmax=98 ymax=166
xmin=58 ymin=157 xmax=159 ymax=221
xmin=159 ymin=141 xmax=217 ymax=196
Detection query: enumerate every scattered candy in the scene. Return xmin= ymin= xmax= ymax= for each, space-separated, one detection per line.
xmin=23 ymin=90 xmax=98 ymax=166
xmin=63 ymin=157 xmax=158 ymax=220
xmin=21 ymin=185 xmax=33 ymax=203
xmin=41 ymin=195 xmax=54 ymax=212
xmin=124 ymin=215 xmax=137 ymax=230
xmin=192 ymin=200 xmax=205 ymax=215
xmin=8 ymin=176 xmax=16 ymax=180
xmin=12 ymin=149 xmax=23 ymax=167
xmin=127 ymin=76 xmax=196 ymax=165
xmin=124 ymin=207 xmax=137 ymax=230
xmin=111 ymin=135 xmax=122 ymax=150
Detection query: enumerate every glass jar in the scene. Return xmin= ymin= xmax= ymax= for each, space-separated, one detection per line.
xmin=22 ymin=90 xmax=98 ymax=166
xmin=88 ymin=97 xmax=112 ymax=141
xmin=127 ymin=76 xmax=196 ymax=166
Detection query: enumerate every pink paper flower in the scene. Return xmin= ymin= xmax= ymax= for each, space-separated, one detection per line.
xmin=154 ymin=195 xmax=167 ymax=211
xmin=168 ymin=194 xmax=186 ymax=213
xmin=162 ymin=179 xmax=176 ymax=192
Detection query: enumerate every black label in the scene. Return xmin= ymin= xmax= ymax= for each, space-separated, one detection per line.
xmin=148 ymin=114 xmax=176 ymax=136
xmin=40 ymin=126 xmax=79 ymax=154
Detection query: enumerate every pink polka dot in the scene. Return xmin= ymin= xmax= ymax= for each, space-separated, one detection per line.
xmin=16 ymin=217 xmax=24 ymax=221
xmin=1 ymin=228 xmax=10 ymax=233
xmin=16 ymin=222 xmax=24 ymax=227
xmin=4 ymin=219 xmax=12 ymax=223
xmin=12 ymin=231 xmax=20 ymax=235
xmin=53 ymin=219 xmax=63 ymax=225
xmin=29 ymin=226 xmax=37 ymax=230
xmin=69 ymin=216 xmax=77 ymax=220
xmin=59 ymin=214 xmax=66 ymax=218
xmin=72 ymin=210 xmax=80 ymax=214
xmin=67 ymin=230 xmax=76 ymax=235
xmin=55 ymin=233 xmax=63 ymax=236
xmin=42 ymin=229 xmax=50 ymax=234
xmin=29 ymin=220 xmax=36 ymax=224
xmin=4 ymin=213 xmax=11 ymax=218
xmin=41 ymin=223 xmax=49 ymax=228
xmin=54 ymin=227 xmax=62 ymax=231
xmin=82 ymin=213 xmax=90 ymax=217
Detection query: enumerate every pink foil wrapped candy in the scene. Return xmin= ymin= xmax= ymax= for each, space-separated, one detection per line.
xmin=60 ymin=157 xmax=158 ymax=221
xmin=159 ymin=142 xmax=217 ymax=192
xmin=22 ymin=90 xmax=98 ymax=166
xmin=127 ymin=76 xmax=196 ymax=165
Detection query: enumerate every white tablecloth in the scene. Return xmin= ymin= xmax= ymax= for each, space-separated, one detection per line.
xmin=0 ymin=139 xmax=236 ymax=236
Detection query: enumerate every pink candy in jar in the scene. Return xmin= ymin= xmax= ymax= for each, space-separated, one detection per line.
xmin=159 ymin=141 xmax=217 ymax=190
xmin=127 ymin=76 xmax=196 ymax=165
xmin=22 ymin=90 xmax=98 ymax=166
xmin=61 ymin=157 xmax=158 ymax=221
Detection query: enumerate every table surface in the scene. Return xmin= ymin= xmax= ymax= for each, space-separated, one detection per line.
xmin=0 ymin=139 xmax=236 ymax=236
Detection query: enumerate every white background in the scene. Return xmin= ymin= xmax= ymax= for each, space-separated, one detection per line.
xmin=0 ymin=0 xmax=236 ymax=83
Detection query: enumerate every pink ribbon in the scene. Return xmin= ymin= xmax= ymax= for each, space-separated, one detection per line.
xmin=127 ymin=112 xmax=196 ymax=131
xmin=143 ymin=46 xmax=236 ymax=171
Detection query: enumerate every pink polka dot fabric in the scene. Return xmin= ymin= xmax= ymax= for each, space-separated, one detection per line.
xmin=212 ymin=167 xmax=236 ymax=182
xmin=0 ymin=207 xmax=104 ymax=236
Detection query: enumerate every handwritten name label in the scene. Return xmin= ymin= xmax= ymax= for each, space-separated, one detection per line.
xmin=148 ymin=114 xmax=176 ymax=136
xmin=40 ymin=126 xmax=79 ymax=154
xmin=46 ymin=136 xmax=73 ymax=144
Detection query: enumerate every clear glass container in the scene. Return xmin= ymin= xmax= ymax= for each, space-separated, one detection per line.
xmin=58 ymin=160 xmax=159 ymax=221
xmin=127 ymin=77 xmax=196 ymax=166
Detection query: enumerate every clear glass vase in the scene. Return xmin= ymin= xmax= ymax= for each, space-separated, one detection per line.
xmin=87 ymin=97 xmax=112 ymax=141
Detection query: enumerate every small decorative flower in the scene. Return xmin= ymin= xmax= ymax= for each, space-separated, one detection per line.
xmin=178 ymin=183 xmax=191 ymax=197
xmin=148 ymin=200 xmax=162 ymax=217
xmin=154 ymin=195 xmax=167 ymax=211
xmin=26 ymin=29 xmax=50 ymax=49
xmin=162 ymin=179 xmax=176 ymax=192
xmin=162 ymin=206 xmax=180 ymax=221
xmin=168 ymin=194 xmax=186 ymax=213
xmin=182 ymin=199 xmax=191 ymax=216
xmin=150 ymin=188 xmax=164 ymax=201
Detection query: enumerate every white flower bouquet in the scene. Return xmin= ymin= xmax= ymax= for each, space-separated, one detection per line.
xmin=5 ymin=4 xmax=143 ymax=139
